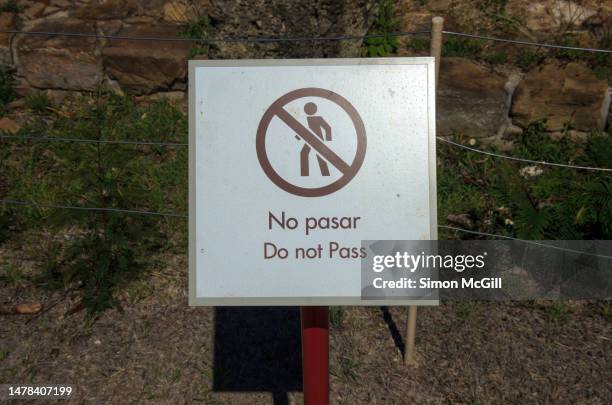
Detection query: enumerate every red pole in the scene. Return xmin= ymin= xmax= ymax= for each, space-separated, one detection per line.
xmin=301 ymin=306 xmax=329 ymax=405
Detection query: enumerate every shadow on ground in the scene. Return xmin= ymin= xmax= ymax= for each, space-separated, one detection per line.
xmin=213 ymin=307 xmax=302 ymax=405
xmin=381 ymin=306 xmax=405 ymax=357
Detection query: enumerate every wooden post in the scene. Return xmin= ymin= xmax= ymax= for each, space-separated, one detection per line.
xmin=404 ymin=16 xmax=444 ymax=367
xmin=404 ymin=305 xmax=418 ymax=365
xmin=430 ymin=16 xmax=444 ymax=86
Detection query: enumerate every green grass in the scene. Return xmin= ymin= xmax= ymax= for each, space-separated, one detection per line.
xmin=125 ymin=279 xmax=155 ymax=304
xmin=454 ymin=301 xmax=481 ymax=319
xmin=2 ymin=85 xmax=610 ymax=321
xmin=543 ymin=302 xmax=572 ymax=324
xmin=0 ymin=263 xmax=27 ymax=286
xmin=597 ymin=302 xmax=612 ymax=322
xmin=331 ymin=356 xmax=359 ymax=382
xmin=25 ymin=92 xmax=52 ymax=113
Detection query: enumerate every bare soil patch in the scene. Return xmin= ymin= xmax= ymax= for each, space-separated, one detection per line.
xmin=1 ymin=250 xmax=611 ymax=404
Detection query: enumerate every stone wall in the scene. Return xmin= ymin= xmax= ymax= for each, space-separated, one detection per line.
xmin=396 ymin=0 xmax=611 ymax=142
xmin=3 ymin=0 xmax=380 ymax=95
xmin=1 ymin=0 xmax=610 ymax=140
xmin=437 ymin=57 xmax=610 ymax=147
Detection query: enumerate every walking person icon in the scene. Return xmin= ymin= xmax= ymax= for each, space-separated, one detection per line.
xmin=299 ymin=102 xmax=331 ymax=177
xmin=256 ymin=87 xmax=366 ymax=197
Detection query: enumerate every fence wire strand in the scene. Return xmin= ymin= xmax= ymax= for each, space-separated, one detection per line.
xmin=1 ymin=22 xmax=610 ymax=261
xmin=0 ymin=29 xmax=430 ymax=44
xmin=0 ymin=28 xmax=610 ymax=53
xmin=438 ymin=224 xmax=612 ymax=259
xmin=1 ymin=198 xmax=607 ymax=258
xmin=0 ymin=199 xmax=188 ymax=218
xmin=0 ymin=134 xmax=188 ymax=147
xmin=3 ymin=135 xmax=611 ymax=171
xmin=443 ymin=30 xmax=612 ymax=54
xmin=437 ymin=137 xmax=612 ymax=172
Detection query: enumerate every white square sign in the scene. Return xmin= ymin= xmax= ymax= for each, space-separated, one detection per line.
xmin=189 ymin=58 xmax=437 ymax=306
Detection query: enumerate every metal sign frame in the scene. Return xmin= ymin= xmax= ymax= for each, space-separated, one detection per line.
xmin=188 ymin=58 xmax=438 ymax=306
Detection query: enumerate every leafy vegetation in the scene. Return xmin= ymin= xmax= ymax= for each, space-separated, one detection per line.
xmin=477 ymin=0 xmax=522 ymax=34
xmin=501 ymin=27 xmax=610 ymax=78
xmin=0 ymin=65 xmax=16 ymax=116
xmin=454 ymin=301 xmax=482 ymax=319
xmin=181 ymin=14 xmax=211 ymax=58
xmin=0 ymin=0 xmax=21 ymax=13
xmin=1 ymin=91 xmax=187 ymax=319
xmin=331 ymin=355 xmax=359 ymax=382
xmin=442 ymin=37 xmax=484 ymax=58
xmin=483 ymin=51 xmax=507 ymax=65
xmin=407 ymin=36 xmax=430 ymax=53
xmin=516 ymin=48 xmax=545 ymax=71
xmin=598 ymin=301 xmax=612 ymax=322
xmin=552 ymin=36 xmax=584 ymax=62
xmin=544 ymin=302 xmax=572 ymax=324
xmin=438 ymin=123 xmax=612 ymax=241
xmin=591 ymin=29 xmax=612 ymax=82
xmin=329 ymin=306 xmax=346 ymax=328
xmin=357 ymin=0 xmax=610 ymax=79
xmin=548 ymin=33 xmax=611 ymax=82
xmin=0 ymin=75 xmax=610 ymax=322
xmin=362 ymin=0 xmax=399 ymax=57
xmin=25 ymin=92 xmax=52 ymax=113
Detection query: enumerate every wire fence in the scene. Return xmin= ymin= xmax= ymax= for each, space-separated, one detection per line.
xmin=439 ymin=225 xmax=612 ymax=260
xmin=2 ymin=134 xmax=610 ymax=172
xmin=1 ymin=197 xmax=608 ymax=258
xmin=0 ymin=134 xmax=188 ymax=147
xmin=441 ymin=31 xmax=612 ymax=54
xmin=0 ymin=199 xmax=188 ymax=218
xmin=0 ymin=29 xmax=431 ymax=44
xmin=0 ymin=24 xmax=610 ymax=259
xmin=0 ymin=28 xmax=610 ymax=53
xmin=436 ymin=137 xmax=612 ymax=172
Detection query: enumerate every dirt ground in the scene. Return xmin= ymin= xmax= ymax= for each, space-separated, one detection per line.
xmin=1 ymin=250 xmax=611 ymax=404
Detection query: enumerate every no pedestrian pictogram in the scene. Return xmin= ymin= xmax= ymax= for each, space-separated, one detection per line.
xmin=256 ymin=88 xmax=367 ymax=197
